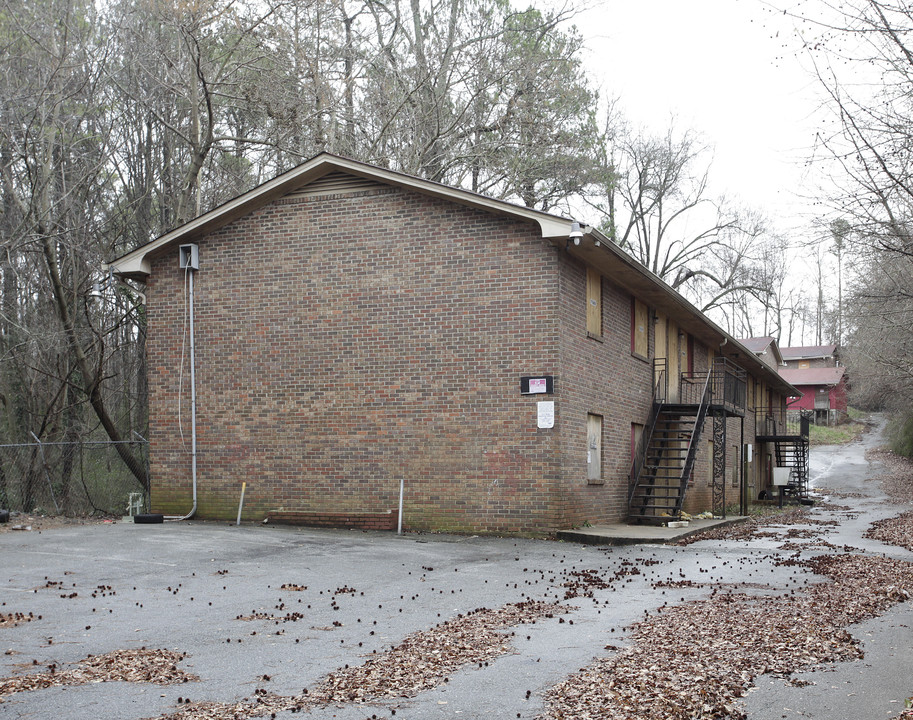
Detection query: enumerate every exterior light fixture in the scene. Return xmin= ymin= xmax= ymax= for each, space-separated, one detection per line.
xmin=568 ymin=221 xmax=583 ymax=247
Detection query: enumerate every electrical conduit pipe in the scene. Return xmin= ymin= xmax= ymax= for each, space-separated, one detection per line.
xmin=167 ymin=257 xmax=198 ymax=521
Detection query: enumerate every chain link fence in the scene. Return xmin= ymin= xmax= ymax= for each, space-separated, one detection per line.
xmin=0 ymin=439 xmax=149 ymax=516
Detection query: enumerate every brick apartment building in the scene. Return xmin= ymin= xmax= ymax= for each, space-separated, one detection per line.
xmin=110 ymin=153 xmax=800 ymax=535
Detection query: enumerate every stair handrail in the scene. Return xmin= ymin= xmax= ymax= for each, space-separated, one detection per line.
xmin=674 ymin=367 xmax=715 ymax=515
xmin=799 ymin=409 xmax=813 ymax=438
xmin=797 ymin=410 xmax=813 ymax=499
xmin=628 ymin=362 xmax=667 ymax=508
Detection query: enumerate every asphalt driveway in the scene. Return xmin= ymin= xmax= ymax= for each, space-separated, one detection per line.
xmin=1 ymin=419 xmax=911 ymax=719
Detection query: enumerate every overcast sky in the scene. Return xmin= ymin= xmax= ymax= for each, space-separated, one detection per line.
xmin=579 ymin=0 xmax=825 ymax=237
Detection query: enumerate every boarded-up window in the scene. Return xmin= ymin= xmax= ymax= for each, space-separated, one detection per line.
xmin=587 ymin=413 xmax=603 ymax=483
xmin=667 ymin=320 xmax=680 ymax=402
xmin=798 ymin=360 xmax=810 ymax=369
xmin=631 ymin=298 xmax=648 ymax=358
xmin=586 ymin=268 xmax=602 ymax=337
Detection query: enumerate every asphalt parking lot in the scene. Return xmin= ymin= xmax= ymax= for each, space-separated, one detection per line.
xmin=0 ymin=519 xmax=684 ymax=719
xmin=1 ymin=421 xmax=912 ymax=719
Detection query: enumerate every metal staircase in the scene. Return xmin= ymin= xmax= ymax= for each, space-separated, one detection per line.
xmin=628 ymin=371 xmax=713 ymax=523
xmin=761 ymin=409 xmax=812 ymax=502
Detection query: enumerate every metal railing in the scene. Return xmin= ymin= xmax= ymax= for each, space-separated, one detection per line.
xmin=628 ymin=363 xmax=668 ymax=503
xmin=676 ymin=368 xmax=715 ymax=512
xmin=675 ymin=357 xmax=747 ymax=414
xmin=754 ymin=407 xmax=812 ymax=438
xmin=0 ymin=439 xmax=149 ymax=516
xmin=653 ymin=357 xmax=668 ymax=404
xmin=709 ymin=357 xmax=747 ymax=414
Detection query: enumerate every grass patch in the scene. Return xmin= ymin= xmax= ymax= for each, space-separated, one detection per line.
xmin=847 ymin=406 xmax=869 ymax=422
xmin=809 ymin=420 xmax=866 ymax=446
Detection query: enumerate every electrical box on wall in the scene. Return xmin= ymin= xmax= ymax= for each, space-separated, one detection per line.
xmin=179 ymin=244 xmax=199 ymax=270
xmin=772 ymin=467 xmax=792 ymax=486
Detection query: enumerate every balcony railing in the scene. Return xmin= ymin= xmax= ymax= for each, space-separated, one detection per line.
xmin=755 ymin=406 xmax=812 ymax=438
xmin=673 ymin=357 xmax=746 ymax=415
xmin=628 ymin=365 xmax=668 ymax=495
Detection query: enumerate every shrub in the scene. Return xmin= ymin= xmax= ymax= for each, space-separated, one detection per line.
xmin=887 ymin=412 xmax=913 ymax=458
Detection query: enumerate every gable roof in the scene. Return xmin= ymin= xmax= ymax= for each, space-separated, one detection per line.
xmin=779 ymin=366 xmax=846 ymax=388
xmin=108 ymin=153 xmax=573 ymax=281
xmin=107 ymin=152 xmax=798 ymax=397
xmin=738 ymin=336 xmax=785 ymax=367
xmin=739 ymin=337 xmax=775 ymax=353
xmin=780 ymin=345 xmax=838 ymax=361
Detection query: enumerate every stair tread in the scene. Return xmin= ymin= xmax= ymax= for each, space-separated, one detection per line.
xmin=631 ymin=402 xmax=713 ymax=518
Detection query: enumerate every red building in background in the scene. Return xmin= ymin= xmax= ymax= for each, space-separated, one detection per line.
xmin=780 ymin=366 xmax=848 ymax=423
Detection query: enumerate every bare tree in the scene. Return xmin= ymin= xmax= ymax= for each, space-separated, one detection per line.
xmin=788 ymin=0 xmax=913 ymax=413
xmin=0 ymin=0 xmax=146 ymax=484
xmin=829 ymin=218 xmax=850 ymax=344
xmin=586 ymin=119 xmax=770 ymax=314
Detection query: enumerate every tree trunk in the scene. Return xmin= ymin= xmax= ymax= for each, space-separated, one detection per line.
xmin=40 ymin=234 xmax=148 ymax=490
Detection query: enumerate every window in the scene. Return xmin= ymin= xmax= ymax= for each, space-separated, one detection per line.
xmin=587 ymin=413 xmax=603 ymax=483
xmin=798 ymin=360 xmax=810 ymax=369
xmin=586 ymin=268 xmax=602 ymax=338
xmin=631 ymin=298 xmax=648 ymax=358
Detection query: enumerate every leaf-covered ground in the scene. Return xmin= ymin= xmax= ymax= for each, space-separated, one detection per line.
xmin=866 ymin=510 xmax=913 ymax=552
xmin=151 ymin=600 xmax=567 ymax=720
xmin=0 ymin=649 xmax=195 ymax=700
xmin=0 ymin=612 xmax=37 ymax=629
xmin=675 ymin=506 xmax=823 ymax=546
xmin=538 ymin=440 xmax=913 ymax=719
xmin=538 ymin=553 xmax=913 ymax=720
xmin=868 ymin=448 xmax=913 ymax=504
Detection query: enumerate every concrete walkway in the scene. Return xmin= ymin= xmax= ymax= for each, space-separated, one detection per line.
xmin=556 ymin=515 xmax=748 ymax=545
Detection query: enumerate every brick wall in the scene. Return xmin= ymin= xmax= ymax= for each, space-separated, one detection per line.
xmin=555 ymin=260 xmax=654 ymax=526
xmin=143 ymin=175 xmax=789 ymax=534
xmin=146 ymin=184 xmax=565 ymax=534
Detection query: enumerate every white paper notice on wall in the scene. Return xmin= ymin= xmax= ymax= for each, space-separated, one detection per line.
xmin=537 ymin=401 xmax=555 ymax=429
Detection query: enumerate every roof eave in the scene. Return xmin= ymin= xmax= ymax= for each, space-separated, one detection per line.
xmin=108 ymin=153 xmax=574 ymax=280
xmin=555 ymin=228 xmax=799 ymax=397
